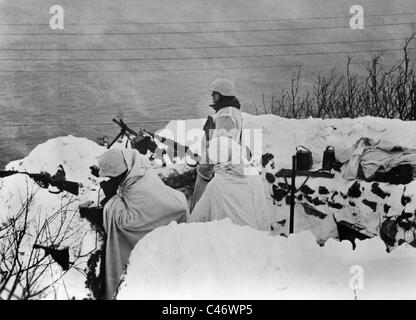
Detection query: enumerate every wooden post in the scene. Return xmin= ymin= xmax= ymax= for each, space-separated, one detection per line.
xmin=289 ymin=155 xmax=296 ymax=234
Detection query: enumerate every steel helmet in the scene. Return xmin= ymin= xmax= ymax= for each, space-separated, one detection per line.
xmin=210 ymin=78 xmax=236 ymax=97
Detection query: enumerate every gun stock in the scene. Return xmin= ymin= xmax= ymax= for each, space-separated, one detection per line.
xmin=1 ymin=170 xmax=79 ymax=195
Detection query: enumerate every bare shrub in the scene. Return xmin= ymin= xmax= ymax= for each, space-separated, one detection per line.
xmin=258 ymin=34 xmax=416 ymax=120
xmin=0 ymin=183 xmax=86 ymax=300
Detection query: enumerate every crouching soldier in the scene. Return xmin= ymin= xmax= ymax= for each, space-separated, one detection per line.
xmin=90 ymin=149 xmax=189 ymax=299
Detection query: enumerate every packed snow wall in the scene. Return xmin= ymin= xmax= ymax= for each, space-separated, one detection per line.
xmin=118 ymin=219 xmax=416 ymax=300
xmin=163 ymin=114 xmax=416 ymax=247
xmin=1 ymin=114 xmax=416 ymax=299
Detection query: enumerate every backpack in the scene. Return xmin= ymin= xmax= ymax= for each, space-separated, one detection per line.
xmin=359 ymin=163 xmax=413 ymax=185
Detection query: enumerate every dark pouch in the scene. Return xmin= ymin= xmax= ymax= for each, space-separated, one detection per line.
xmin=296 ymin=145 xmax=313 ymax=171
xmin=385 ymin=164 xmax=413 ymax=185
xmin=322 ymin=146 xmax=336 ymax=171
xmin=80 ymin=206 xmax=104 ymax=231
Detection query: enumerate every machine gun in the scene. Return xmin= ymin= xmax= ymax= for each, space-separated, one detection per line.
xmin=0 ymin=165 xmax=80 ymax=196
xmin=107 ymin=118 xmax=139 ymax=148
xmin=109 ymin=118 xmax=200 ymax=166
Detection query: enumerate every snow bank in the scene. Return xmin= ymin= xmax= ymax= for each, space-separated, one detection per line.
xmin=5 ymin=135 xmax=106 ymax=184
xmin=118 ymin=219 xmax=416 ymax=300
xmin=2 ymin=114 xmax=416 ymax=299
xmin=163 ymin=114 xmax=416 ymax=169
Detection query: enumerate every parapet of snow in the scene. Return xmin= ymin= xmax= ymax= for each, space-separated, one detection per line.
xmin=163 ymin=114 xmax=416 ymax=169
xmin=1 ymin=135 xmax=107 ymax=219
xmin=3 ymin=115 xmax=416 ymax=299
xmin=118 ymin=219 xmax=416 ymax=300
xmin=5 ymin=135 xmax=106 ymax=185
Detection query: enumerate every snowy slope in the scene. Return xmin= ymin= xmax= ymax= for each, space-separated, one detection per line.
xmin=2 ymin=114 xmax=416 ymax=299
xmin=118 ymin=219 xmax=416 ymax=300
xmin=120 ymin=114 xmax=416 ymax=299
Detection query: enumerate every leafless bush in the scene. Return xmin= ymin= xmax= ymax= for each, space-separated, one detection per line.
xmin=257 ymin=34 xmax=416 ymax=120
xmin=0 ymin=184 xmax=86 ymax=300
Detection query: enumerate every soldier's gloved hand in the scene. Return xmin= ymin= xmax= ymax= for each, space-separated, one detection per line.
xmin=90 ymin=165 xmax=100 ymax=177
xmin=79 ymin=200 xmax=94 ymax=209
xmin=100 ymin=179 xmax=119 ymax=199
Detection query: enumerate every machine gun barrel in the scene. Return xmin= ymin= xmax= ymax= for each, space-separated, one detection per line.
xmin=111 ymin=118 xmax=200 ymax=164
xmin=0 ymin=170 xmax=19 ymax=178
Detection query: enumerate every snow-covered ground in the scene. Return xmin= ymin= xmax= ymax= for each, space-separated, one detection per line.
xmin=118 ymin=219 xmax=416 ymax=300
xmin=1 ymin=114 xmax=416 ymax=299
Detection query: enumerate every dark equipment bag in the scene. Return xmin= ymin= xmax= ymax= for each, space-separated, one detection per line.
xmin=322 ymin=146 xmax=336 ymax=171
xmin=358 ymin=163 xmax=413 ymax=185
xmin=385 ymin=164 xmax=413 ymax=185
xmin=296 ymin=145 xmax=313 ymax=171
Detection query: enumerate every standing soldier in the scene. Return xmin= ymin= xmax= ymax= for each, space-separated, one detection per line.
xmin=190 ymin=79 xmax=244 ymax=211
